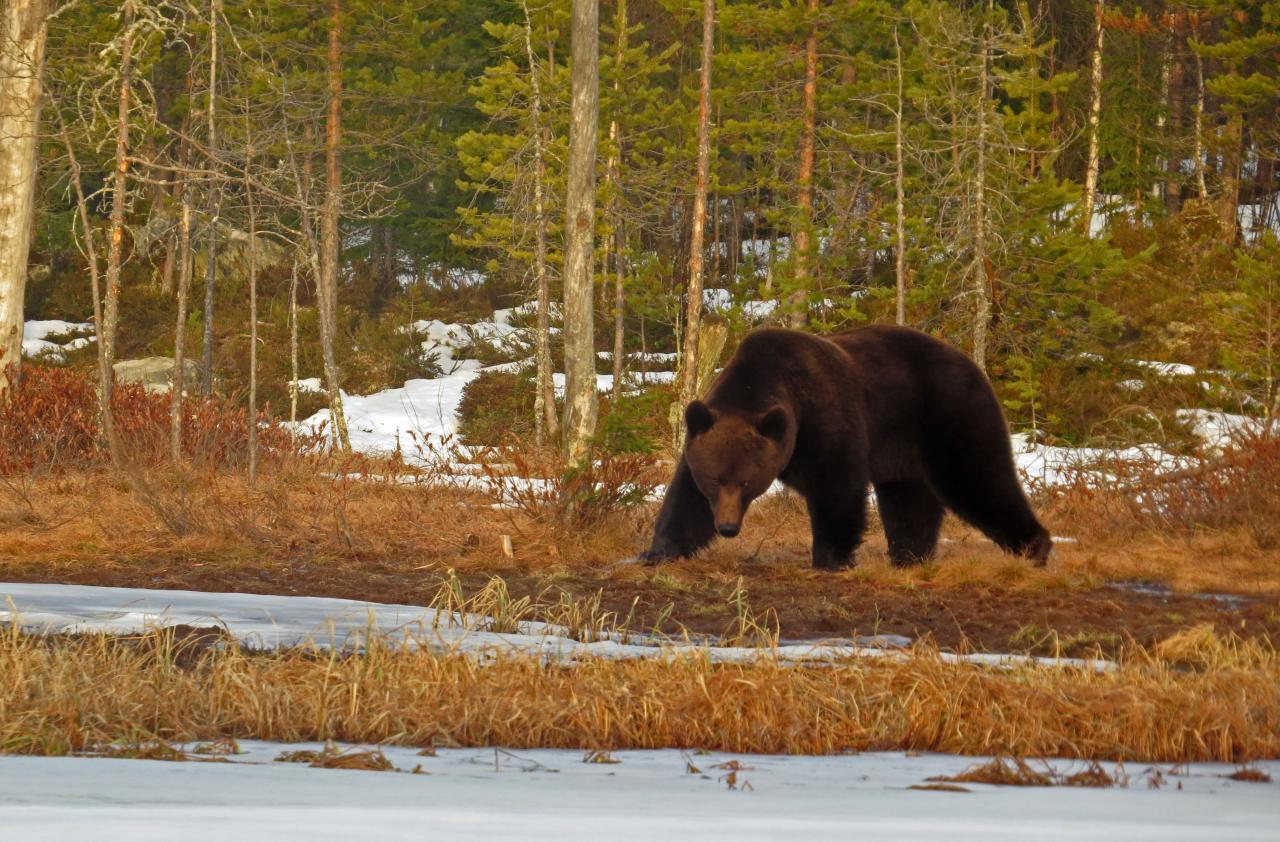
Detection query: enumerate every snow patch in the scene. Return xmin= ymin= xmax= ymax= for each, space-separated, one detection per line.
xmin=0 ymin=582 xmax=1112 ymax=671
xmin=21 ymin=320 xmax=95 ymax=360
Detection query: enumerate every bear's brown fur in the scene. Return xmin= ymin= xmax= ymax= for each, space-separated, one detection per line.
xmin=642 ymin=326 xmax=1052 ymax=569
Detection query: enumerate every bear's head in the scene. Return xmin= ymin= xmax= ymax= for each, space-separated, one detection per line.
xmin=683 ymin=400 xmax=796 ymax=538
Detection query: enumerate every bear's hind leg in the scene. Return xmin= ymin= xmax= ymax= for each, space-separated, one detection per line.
xmin=874 ymin=480 xmax=945 ymax=567
xmin=927 ymin=465 xmax=1051 ymax=565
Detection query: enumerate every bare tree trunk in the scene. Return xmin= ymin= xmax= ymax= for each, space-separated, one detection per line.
xmin=972 ymin=9 xmax=991 ymax=371
xmin=1218 ymin=110 xmax=1242 ymax=242
xmin=1153 ymin=33 xmax=1171 ymax=203
xmin=561 ymin=0 xmax=600 ymax=465
xmin=102 ymin=0 xmax=136 ymax=397
xmin=57 ymin=113 xmax=116 ymax=457
xmin=893 ymin=25 xmax=906 ymax=327
xmin=171 ymin=171 xmax=193 ymax=462
xmin=288 ymin=258 xmax=300 ymax=429
xmin=159 ymin=72 xmax=192 ymax=298
xmin=0 ymin=0 xmax=50 ymax=396
xmin=677 ymin=0 xmax=715 ymax=449
xmin=1080 ymin=0 xmax=1104 ymax=236
xmin=245 ymin=103 xmax=258 ymax=484
xmin=200 ymin=0 xmax=221 ymax=396
xmin=1165 ymin=45 xmax=1184 ymax=213
xmin=608 ymin=0 xmax=627 ymax=404
xmin=522 ymin=0 xmax=557 ymax=446
xmin=789 ymin=0 xmax=819 ymax=327
xmin=319 ymin=0 xmax=350 ymax=450
xmin=1192 ymin=22 xmax=1207 ymax=199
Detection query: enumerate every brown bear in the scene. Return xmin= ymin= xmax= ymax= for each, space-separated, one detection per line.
xmin=641 ymin=325 xmax=1052 ymax=569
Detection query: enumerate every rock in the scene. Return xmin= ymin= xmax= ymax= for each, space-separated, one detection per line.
xmin=112 ymin=357 xmax=199 ymax=394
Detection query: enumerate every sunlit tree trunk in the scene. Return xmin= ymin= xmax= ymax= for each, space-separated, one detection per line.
xmin=288 ymin=258 xmax=300 ymax=429
xmin=1153 ymin=33 xmax=1171 ymax=204
xmin=1217 ymin=110 xmax=1242 ymax=242
xmin=200 ymin=0 xmax=220 ymax=395
xmin=1080 ymin=0 xmax=1104 ymax=236
xmin=319 ymin=0 xmax=350 ymax=450
xmin=245 ymin=103 xmax=258 ymax=484
xmin=0 ymin=0 xmax=50 ymax=398
xmin=677 ymin=0 xmax=715 ymax=449
xmin=522 ymin=0 xmax=557 ymax=446
xmin=102 ymin=0 xmax=136 ymax=399
xmin=790 ymin=0 xmax=819 ymax=327
xmin=893 ymin=25 xmax=906 ymax=327
xmin=57 ymin=112 xmax=116 ymax=457
xmin=171 ymin=175 xmax=193 ymax=461
xmin=1192 ymin=20 xmax=1208 ymax=199
xmin=972 ymin=8 xmax=991 ymax=371
xmin=1165 ymin=44 xmax=1184 ymax=214
xmin=159 ymin=70 xmax=194 ymax=297
xmin=608 ymin=0 xmax=627 ymax=404
xmin=561 ymin=0 xmax=600 ymax=465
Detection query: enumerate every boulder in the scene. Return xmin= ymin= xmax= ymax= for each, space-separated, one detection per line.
xmin=112 ymin=357 xmax=200 ymax=394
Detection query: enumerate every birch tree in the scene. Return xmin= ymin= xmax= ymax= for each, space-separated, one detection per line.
xmin=101 ymin=0 xmax=138 ymax=395
xmin=200 ymin=0 xmax=220 ymax=395
xmin=521 ymin=0 xmax=557 ymax=446
xmin=607 ymin=0 xmax=627 ymax=404
xmin=1080 ymin=0 xmax=1104 ymax=236
xmin=0 ymin=0 xmax=51 ymax=397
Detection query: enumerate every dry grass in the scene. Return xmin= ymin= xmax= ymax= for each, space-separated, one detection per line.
xmin=275 ymin=744 xmax=395 ymax=771
xmin=928 ymin=757 xmax=1127 ymax=787
xmin=0 ymin=624 xmax=1276 ymax=763
xmin=3 ymin=453 xmax=1277 ymax=598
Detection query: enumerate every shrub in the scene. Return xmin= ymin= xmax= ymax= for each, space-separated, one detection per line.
xmin=596 ymin=384 xmax=675 ymax=455
xmin=342 ymin=309 xmax=443 ymax=395
xmin=0 ymin=364 xmax=313 ymax=475
xmin=456 ymin=369 xmax=538 ymax=446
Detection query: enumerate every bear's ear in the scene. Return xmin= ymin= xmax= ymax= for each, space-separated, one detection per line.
xmin=685 ymin=400 xmax=715 ymax=438
xmin=756 ymin=405 xmax=791 ymax=442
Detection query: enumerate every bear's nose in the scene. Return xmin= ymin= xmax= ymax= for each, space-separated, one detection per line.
xmin=717 ymin=522 xmax=740 ymax=538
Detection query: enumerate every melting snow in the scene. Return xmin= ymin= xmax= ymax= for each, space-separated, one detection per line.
xmin=0 ymin=582 xmax=1116 ymax=671
xmin=21 ymin=320 xmax=95 ymax=360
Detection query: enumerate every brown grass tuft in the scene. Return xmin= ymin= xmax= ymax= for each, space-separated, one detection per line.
xmin=930 ymin=757 xmax=1128 ymax=788
xmin=1225 ymin=766 xmax=1273 ymax=783
xmin=275 ymin=743 xmax=394 ymax=771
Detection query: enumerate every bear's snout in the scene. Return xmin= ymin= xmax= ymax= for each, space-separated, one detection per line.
xmin=717 ymin=522 xmax=741 ymax=538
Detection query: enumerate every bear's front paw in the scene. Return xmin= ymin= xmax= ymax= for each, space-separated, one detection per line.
xmin=811 ymin=546 xmax=854 ymax=571
xmin=638 ymin=547 xmax=678 ymax=566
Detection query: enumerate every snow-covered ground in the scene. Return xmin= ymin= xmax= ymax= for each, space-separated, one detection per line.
xmin=21 ymin=320 xmax=94 ymax=360
xmin=1 ymin=582 xmax=1119 ymax=670
xmin=0 ymin=742 xmax=1273 ymax=841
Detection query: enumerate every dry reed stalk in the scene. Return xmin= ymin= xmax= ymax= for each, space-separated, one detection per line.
xmin=0 ymin=625 xmax=1275 ymax=763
